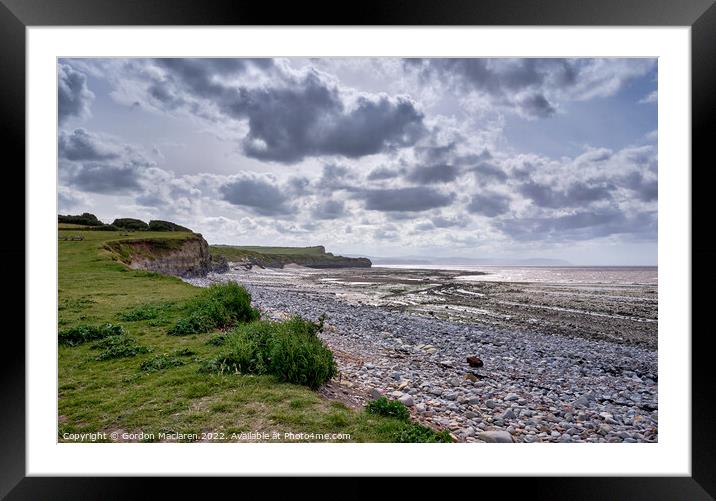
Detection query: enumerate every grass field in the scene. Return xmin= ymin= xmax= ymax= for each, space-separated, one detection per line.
xmin=221 ymin=245 xmax=328 ymax=255
xmin=58 ymin=227 xmax=432 ymax=442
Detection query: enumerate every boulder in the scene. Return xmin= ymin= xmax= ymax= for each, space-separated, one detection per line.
xmin=477 ymin=431 xmax=514 ymax=443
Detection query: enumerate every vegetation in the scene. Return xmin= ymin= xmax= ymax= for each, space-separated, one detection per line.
xmin=365 ymin=396 xmax=411 ymax=421
xmin=91 ymin=335 xmax=152 ymax=361
xmin=167 ymin=282 xmax=259 ymax=336
xmin=58 ymin=323 xmax=125 ymax=346
xmin=200 ymin=318 xmax=337 ymax=389
xmin=58 ymin=224 xmax=441 ymax=442
xmin=148 ymin=220 xmax=193 ymax=232
xmin=58 ymin=212 xmax=105 ymax=226
xmin=210 ymin=244 xmax=371 ymax=269
xmin=112 ymin=218 xmax=151 ymax=231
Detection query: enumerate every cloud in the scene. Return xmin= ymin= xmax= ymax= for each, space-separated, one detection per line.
xmin=466 ymin=191 xmax=511 ymax=216
xmin=406 ymin=164 xmax=460 ymax=184
xmin=58 ymin=63 xmax=95 ymax=124
xmin=59 ymin=128 xmax=121 ymax=161
xmin=639 ymin=90 xmax=657 ymax=104
xmin=498 ymin=209 xmax=656 ymax=242
xmin=123 ymin=59 xmax=427 ymax=163
xmin=404 ymin=58 xmax=655 ymax=118
xmin=59 ymin=128 xmax=156 ymax=194
xmin=311 ymin=199 xmax=347 ymax=220
xmin=220 ymin=175 xmax=293 ymax=216
xmin=357 ymin=187 xmax=455 ymax=212
xmin=367 ymin=166 xmax=402 ymax=181
xmin=518 ymin=180 xmax=613 ymax=208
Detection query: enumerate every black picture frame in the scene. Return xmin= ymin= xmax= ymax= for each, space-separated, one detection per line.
xmin=2 ymin=0 xmax=714 ymax=498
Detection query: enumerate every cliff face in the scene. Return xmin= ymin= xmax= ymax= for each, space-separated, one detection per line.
xmin=104 ymin=234 xmax=213 ymax=277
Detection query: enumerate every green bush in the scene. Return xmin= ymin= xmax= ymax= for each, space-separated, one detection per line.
xmin=268 ymin=318 xmax=336 ymax=389
xmin=58 ymin=323 xmax=125 ymax=346
xmin=200 ymin=317 xmax=336 ymax=390
xmin=168 ymin=282 xmax=259 ymax=336
xmin=148 ymin=220 xmax=192 ymax=232
xmin=112 ymin=218 xmax=150 ymax=231
xmin=365 ymin=397 xmax=410 ymax=421
xmin=91 ymin=335 xmax=151 ymax=361
xmin=395 ymin=423 xmax=453 ymax=443
xmin=58 ymin=213 xmax=104 ymax=226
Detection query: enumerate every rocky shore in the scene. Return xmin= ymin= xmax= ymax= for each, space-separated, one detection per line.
xmin=186 ymin=268 xmax=658 ymax=443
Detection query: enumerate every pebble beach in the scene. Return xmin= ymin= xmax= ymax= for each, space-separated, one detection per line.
xmin=186 ymin=265 xmax=658 ymax=443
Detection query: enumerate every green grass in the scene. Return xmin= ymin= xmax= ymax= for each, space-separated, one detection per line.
xmin=58 ymin=227 xmax=433 ymax=442
xmin=214 ymin=245 xmax=328 ymax=256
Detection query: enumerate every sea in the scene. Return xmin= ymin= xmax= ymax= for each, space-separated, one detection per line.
xmin=378 ymin=265 xmax=658 ymax=286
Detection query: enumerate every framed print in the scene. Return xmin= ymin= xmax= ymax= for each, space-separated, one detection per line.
xmin=3 ymin=0 xmax=715 ymax=497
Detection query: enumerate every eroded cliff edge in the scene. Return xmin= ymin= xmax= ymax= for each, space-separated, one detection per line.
xmin=103 ymin=234 xmax=215 ymax=278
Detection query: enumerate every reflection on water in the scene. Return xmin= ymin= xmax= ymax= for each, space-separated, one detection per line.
xmin=380 ymin=265 xmax=658 ymax=286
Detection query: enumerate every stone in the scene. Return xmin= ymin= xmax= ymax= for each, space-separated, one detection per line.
xmin=398 ymin=380 xmax=410 ymax=390
xmin=485 ymin=399 xmax=497 ymax=409
xmin=477 ymin=430 xmax=514 ymax=443
xmin=440 ymin=360 xmax=454 ymax=368
xmin=368 ymin=388 xmax=382 ymax=400
xmin=505 ymin=393 xmax=519 ymax=402
xmin=466 ymin=356 xmax=484 ymax=368
xmin=502 ymin=409 xmax=517 ymax=420
xmin=398 ymin=395 xmax=414 ymax=407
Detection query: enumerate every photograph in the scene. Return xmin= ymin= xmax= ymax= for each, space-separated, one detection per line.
xmin=56 ymin=56 xmax=659 ymax=445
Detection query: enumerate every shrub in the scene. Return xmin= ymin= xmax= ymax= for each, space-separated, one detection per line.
xmin=395 ymin=423 xmax=453 ymax=443
xmin=268 ymin=318 xmax=336 ymax=389
xmin=365 ymin=397 xmax=410 ymax=421
xmin=58 ymin=213 xmax=104 ymax=226
xmin=112 ymin=218 xmax=150 ymax=231
xmin=91 ymin=335 xmax=151 ymax=361
xmin=148 ymin=220 xmax=192 ymax=232
xmin=58 ymin=323 xmax=125 ymax=346
xmin=168 ymin=282 xmax=259 ymax=336
xmin=200 ymin=317 xmax=337 ymax=389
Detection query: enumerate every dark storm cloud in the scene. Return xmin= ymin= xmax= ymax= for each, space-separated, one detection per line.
xmin=357 ymin=187 xmax=455 ymax=212
xmin=466 ymin=192 xmax=511 ymax=217
xmin=311 ymin=199 xmax=347 ymax=220
xmin=519 ymin=180 xmax=613 ymax=208
xmin=498 ymin=209 xmax=657 ymax=242
xmin=58 ymin=63 xmax=95 ymax=124
xmin=406 ymin=164 xmax=460 ymax=184
xmin=147 ymin=61 xmax=426 ymax=163
xmin=220 ymin=176 xmax=293 ymax=216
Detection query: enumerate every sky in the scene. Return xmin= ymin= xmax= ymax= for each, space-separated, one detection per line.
xmin=57 ymin=58 xmax=658 ymax=265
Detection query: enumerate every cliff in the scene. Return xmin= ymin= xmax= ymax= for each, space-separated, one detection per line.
xmin=210 ymin=245 xmax=372 ymax=269
xmin=104 ymin=234 xmax=213 ymax=278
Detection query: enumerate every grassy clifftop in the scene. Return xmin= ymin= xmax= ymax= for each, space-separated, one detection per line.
xmin=57 ymin=226 xmax=432 ymax=442
xmin=211 ymin=245 xmax=371 ymax=269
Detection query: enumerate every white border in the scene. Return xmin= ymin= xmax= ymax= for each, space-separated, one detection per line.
xmin=27 ymin=27 xmax=690 ymax=476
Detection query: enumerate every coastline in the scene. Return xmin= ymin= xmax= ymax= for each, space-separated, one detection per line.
xmin=186 ymin=265 xmax=658 ymax=443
